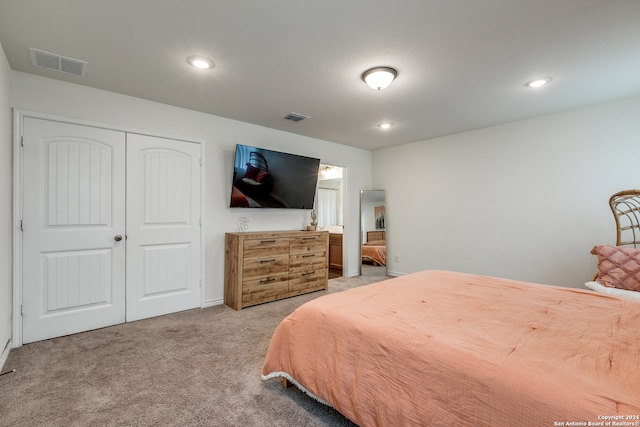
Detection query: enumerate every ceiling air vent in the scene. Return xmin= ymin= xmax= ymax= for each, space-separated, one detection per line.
xmin=282 ymin=112 xmax=309 ymax=122
xmin=29 ymin=48 xmax=88 ymax=77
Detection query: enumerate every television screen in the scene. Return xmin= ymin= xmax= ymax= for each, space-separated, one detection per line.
xmin=230 ymin=144 xmax=321 ymax=209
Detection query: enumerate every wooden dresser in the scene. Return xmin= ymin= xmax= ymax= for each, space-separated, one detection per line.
xmin=328 ymin=233 xmax=343 ymax=277
xmin=224 ymin=230 xmax=328 ymax=310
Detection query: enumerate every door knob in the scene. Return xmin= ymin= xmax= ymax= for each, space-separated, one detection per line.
xmin=114 ymin=234 xmax=123 ymax=242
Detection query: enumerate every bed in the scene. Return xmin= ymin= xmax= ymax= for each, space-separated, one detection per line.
xmin=361 ymin=230 xmax=386 ymax=266
xmin=587 ymin=189 xmax=640 ymax=300
xmin=262 ymin=270 xmax=640 ymax=426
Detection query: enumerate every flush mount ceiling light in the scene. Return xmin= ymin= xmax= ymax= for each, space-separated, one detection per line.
xmin=187 ymin=56 xmax=214 ymax=70
xmin=378 ymin=122 xmax=393 ymax=129
xmin=525 ymin=77 xmax=552 ymax=88
xmin=362 ymin=67 xmax=397 ymax=91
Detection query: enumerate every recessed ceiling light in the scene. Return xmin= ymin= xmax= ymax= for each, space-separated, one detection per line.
xmin=187 ymin=56 xmax=214 ymax=70
xmin=378 ymin=122 xmax=393 ymax=129
xmin=525 ymin=77 xmax=552 ymax=88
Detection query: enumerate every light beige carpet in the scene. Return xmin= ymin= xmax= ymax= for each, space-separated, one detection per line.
xmin=0 ymin=275 xmax=390 ymax=426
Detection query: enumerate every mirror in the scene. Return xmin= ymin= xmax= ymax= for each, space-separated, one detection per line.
xmin=360 ymin=190 xmax=386 ymax=276
xmin=317 ymin=164 xmax=344 ymax=278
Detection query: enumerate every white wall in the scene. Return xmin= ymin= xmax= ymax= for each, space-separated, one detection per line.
xmin=0 ymin=43 xmax=12 ymax=363
xmin=11 ymin=72 xmax=372 ymax=312
xmin=374 ymin=96 xmax=640 ymax=287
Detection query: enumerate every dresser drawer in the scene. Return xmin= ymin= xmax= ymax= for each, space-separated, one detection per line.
xmin=289 ymin=269 xmax=326 ymax=294
xmin=290 ymin=252 xmax=326 ymax=273
xmin=290 ymin=235 xmax=326 ymax=255
xmin=329 ymin=233 xmax=342 ymax=244
xmin=243 ymin=238 xmax=289 ymax=259
xmin=242 ymin=274 xmax=289 ymax=304
xmin=242 ymin=254 xmax=289 ymax=280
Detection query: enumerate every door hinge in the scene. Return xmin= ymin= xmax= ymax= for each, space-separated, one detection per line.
xmin=19 ymin=220 xmax=24 ymax=232
xmin=21 ymin=304 xmax=24 ymax=316
xmin=21 ymin=136 xmax=24 ymax=147
xmin=199 ymin=157 xmax=202 ymax=167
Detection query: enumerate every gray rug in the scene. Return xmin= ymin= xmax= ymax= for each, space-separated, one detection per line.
xmin=0 ymin=275 xmax=389 ymax=426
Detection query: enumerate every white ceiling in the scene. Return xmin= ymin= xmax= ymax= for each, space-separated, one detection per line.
xmin=1 ymin=0 xmax=640 ymax=150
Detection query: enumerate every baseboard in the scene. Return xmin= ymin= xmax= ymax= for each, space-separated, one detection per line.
xmin=386 ymin=270 xmax=406 ymax=277
xmin=203 ymin=297 xmax=224 ymax=308
xmin=0 ymin=339 xmax=11 ymax=373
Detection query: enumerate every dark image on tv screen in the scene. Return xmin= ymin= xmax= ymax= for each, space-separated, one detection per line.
xmin=230 ymin=144 xmax=321 ymax=209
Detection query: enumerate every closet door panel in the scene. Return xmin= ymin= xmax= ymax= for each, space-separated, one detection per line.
xmin=125 ymin=133 xmax=202 ymax=321
xmin=22 ymin=118 xmax=126 ymax=343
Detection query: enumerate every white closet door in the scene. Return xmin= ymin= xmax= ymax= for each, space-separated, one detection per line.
xmin=22 ymin=118 xmax=126 ymax=344
xmin=125 ymin=133 xmax=202 ymax=321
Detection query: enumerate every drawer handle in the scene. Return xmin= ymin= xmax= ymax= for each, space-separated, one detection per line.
xmin=260 ymin=259 xmax=276 ymax=263
xmin=260 ymin=239 xmax=276 ymax=243
xmin=302 ymin=271 xmax=315 ymax=276
xmin=302 ymin=254 xmax=315 ymax=258
xmin=302 ymin=237 xmax=316 ymax=240
xmin=260 ymin=277 xmax=276 ymax=283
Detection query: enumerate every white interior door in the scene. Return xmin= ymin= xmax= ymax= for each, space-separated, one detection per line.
xmin=22 ymin=118 xmax=126 ymax=344
xmin=125 ymin=133 xmax=202 ymax=322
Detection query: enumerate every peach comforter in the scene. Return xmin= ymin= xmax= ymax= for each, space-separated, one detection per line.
xmin=361 ymin=241 xmax=386 ymax=266
xmin=262 ymin=270 xmax=640 ymax=426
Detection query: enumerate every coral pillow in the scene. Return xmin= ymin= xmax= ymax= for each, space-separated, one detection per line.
xmin=590 ymin=245 xmax=640 ymax=292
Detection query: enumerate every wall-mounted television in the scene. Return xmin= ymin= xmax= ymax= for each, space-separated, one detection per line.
xmin=230 ymin=144 xmax=321 ymax=209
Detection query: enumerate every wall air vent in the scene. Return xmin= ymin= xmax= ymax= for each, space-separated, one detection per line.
xmin=29 ymin=48 xmax=88 ymax=77
xmin=282 ymin=112 xmax=309 ymax=122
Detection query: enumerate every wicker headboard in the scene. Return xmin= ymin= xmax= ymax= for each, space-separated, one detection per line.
xmin=366 ymin=231 xmax=386 ymax=242
xmin=610 ymin=190 xmax=640 ymax=247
